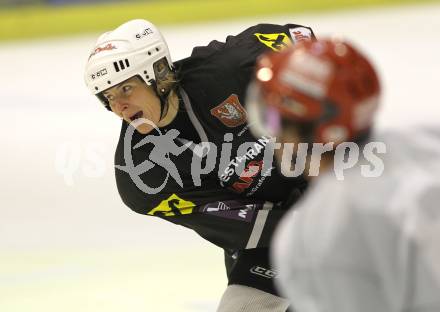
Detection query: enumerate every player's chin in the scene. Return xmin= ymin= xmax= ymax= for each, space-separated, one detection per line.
xmin=135 ymin=124 xmax=156 ymax=135
xmin=126 ymin=115 xmax=158 ymax=134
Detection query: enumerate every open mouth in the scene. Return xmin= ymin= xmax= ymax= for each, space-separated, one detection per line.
xmin=129 ymin=111 xmax=143 ymax=122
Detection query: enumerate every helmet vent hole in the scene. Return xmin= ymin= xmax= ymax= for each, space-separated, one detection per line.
xmin=148 ymin=51 xmax=152 ymax=56
xmin=156 ymin=47 xmax=159 ymax=51
xmin=113 ymin=62 xmax=120 ymax=72
xmin=107 ymin=81 xmax=111 ymax=84
xmin=144 ymin=70 xmax=147 ymax=74
xmin=95 ymin=87 xmax=98 ymax=91
xmin=125 ymin=59 xmax=130 ymax=67
xmin=146 ymin=75 xmax=150 ymax=79
xmin=118 ymin=60 xmax=125 ymax=70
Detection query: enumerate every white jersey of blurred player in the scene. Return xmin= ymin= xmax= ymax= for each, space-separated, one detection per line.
xmin=272 ymin=125 xmax=440 ymax=312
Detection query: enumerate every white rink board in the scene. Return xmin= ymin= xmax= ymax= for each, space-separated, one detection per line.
xmin=1 ymin=3 xmax=440 ymax=311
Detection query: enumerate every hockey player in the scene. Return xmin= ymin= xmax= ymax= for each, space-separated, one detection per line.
xmin=84 ymin=19 xmax=316 ymax=311
xmin=247 ymin=38 xmax=440 ymax=311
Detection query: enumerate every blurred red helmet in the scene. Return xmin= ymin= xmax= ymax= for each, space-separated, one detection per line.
xmin=247 ymin=38 xmax=380 ymax=144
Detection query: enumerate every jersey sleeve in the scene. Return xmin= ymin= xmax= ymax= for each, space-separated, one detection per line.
xmin=272 ymin=193 xmax=395 ymax=312
xmin=272 ymin=175 xmax=440 ymax=312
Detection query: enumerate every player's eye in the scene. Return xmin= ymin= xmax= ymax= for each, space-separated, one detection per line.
xmin=122 ymin=85 xmax=133 ymax=94
xmin=104 ymin=94 xmax=115 ymax=101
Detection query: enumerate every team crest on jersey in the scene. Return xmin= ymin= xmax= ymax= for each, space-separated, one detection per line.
xmin=210 ymin=94 xmax=247 ymax=127
xmin=254 ymin=33 xmax=291 ymax=51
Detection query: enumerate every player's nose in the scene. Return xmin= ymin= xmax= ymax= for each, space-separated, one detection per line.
xmin=113 ymin=98 xmax=130 ymax=114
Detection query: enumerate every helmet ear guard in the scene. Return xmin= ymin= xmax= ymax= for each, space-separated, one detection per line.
xmin=153 ymin=57 xmax=173 ymax=82
xmin=152 ymin=57 xmax=177 ymax=119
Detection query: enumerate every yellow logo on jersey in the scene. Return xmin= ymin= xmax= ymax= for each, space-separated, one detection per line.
xmin=254 ymin=33 xmax=291 ymax=52
xmin=148 ymin=194 xmax=196 ymax=217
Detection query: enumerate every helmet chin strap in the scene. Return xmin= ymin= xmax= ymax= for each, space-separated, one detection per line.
xmin=157 ymin=88 xmax=169 ymax=121
xmin=150 ymin=80 xmax=170 ymax=122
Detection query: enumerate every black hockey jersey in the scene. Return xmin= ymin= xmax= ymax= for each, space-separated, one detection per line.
xmin=115 ymin=23 xmax=314 ymax=250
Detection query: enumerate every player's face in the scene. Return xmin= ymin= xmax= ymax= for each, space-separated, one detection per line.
xmin=102 ymin=76 xmax=161 ymax=134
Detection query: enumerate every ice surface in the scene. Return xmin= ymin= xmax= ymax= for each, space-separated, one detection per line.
xmin=1 ymin=3 xmax=439 ymax=311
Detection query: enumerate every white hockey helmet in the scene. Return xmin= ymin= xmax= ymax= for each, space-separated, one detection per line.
xmin=84 ymin=19 xmax=173 ymax=109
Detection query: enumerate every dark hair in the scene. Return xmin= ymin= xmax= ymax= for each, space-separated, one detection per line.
xmin=153 ymin=57 xmax=178 ymax=95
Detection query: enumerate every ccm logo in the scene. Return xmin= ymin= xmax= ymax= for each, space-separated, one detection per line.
xmin=250 ymin=266 xmax=278 ymax=279
xmin=91 ymin=68 xmax=108 ymax=80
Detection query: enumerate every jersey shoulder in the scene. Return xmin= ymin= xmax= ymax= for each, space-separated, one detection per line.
xmin=174 ymin=23 xmax=315 ymax=130
xmin=185 ymin=23 xmax=315 ymax=62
